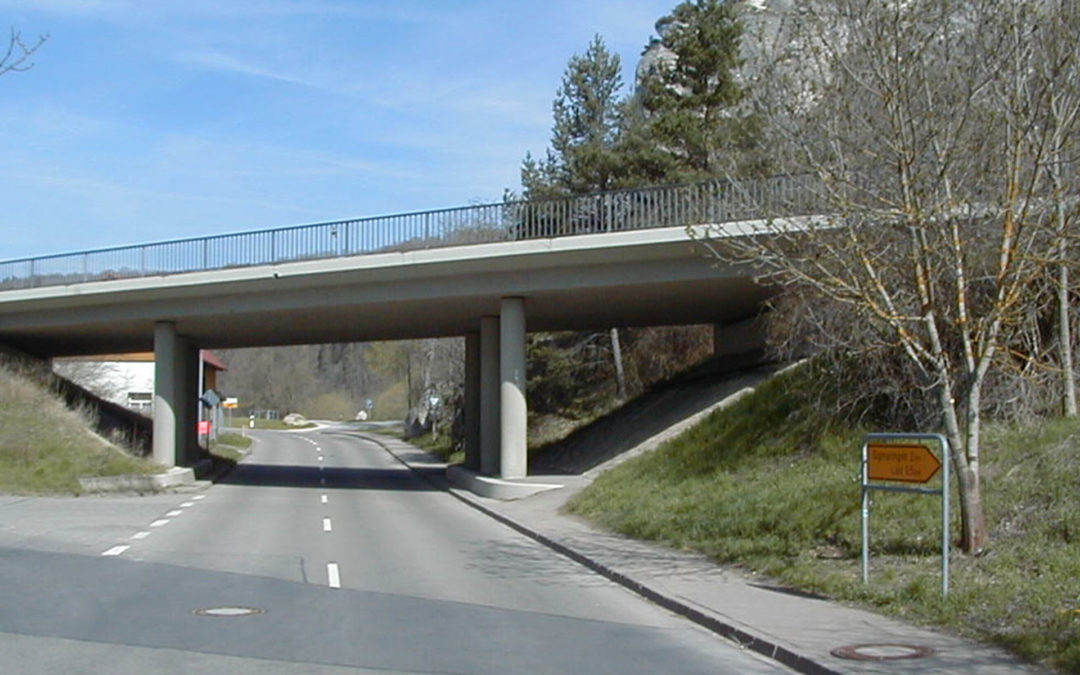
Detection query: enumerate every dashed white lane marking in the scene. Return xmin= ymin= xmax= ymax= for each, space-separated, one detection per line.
xmin=317 ymin=456 xmax=324 ymax=462
xmin=327 ymin=563 xmax=341 ymax=589
xmin=180 ymin=501 xmax=195 ymax=508
xmin=321 ymin=494 xmax=328 ymax=504
xmin=131 ymin=531 xmax=151 ymax=540
xmin=322 ymin=517 xmax=332 ymax=532
xmin=192 ymin=495 xmax=206 ymax=501
xmin=149 ymin=519 xmax=170 ymax=528
xmin=166 ymin=510 xmax=183 ymax=517
xmin=102 ymin=545 xmax=130 ymax=557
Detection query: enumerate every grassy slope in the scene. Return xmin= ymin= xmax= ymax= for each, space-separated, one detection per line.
xmin=566 ymin=363 xmax=1080 ymax=672
xmin=0 ymin=365 xmax=162 ymax=494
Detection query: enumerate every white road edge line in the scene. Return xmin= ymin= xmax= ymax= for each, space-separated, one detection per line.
xmin=102 ymin=545 xmax=130 ymax=557
xmin=327 ymin=563 xmax=341 ymax=588
xmin=322 ymin=517 xmax=332 ymax=532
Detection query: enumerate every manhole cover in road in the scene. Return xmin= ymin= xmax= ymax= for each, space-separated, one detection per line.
xmin=193 ymin=607 xmax=265 ymax=617
xmin=831 ymin=643 xmax=935 ymax=661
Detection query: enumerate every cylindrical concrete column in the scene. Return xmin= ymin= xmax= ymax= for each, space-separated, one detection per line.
xmin=499 ymin=297 xmax=527 ymax=479
xmin=178 ymin=341 xmax=201 ymax=466
xmin=153 ymin=322 xmax=179 ymax=467
xmin=463 ymin=331 xmax=481 ymax=471
xmin=479 ymin=316 xmax=500 ymax=475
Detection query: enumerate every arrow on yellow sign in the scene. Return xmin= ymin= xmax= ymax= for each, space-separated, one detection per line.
xmin=866 ymin=443 xmax=942 ymax=484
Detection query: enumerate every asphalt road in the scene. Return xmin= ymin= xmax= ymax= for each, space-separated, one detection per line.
xmin=0 ymin=427 xmax=791 ymax=674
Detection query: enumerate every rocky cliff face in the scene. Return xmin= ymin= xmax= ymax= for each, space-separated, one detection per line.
xmin=634 ymin=0 xmax=799 ymax=87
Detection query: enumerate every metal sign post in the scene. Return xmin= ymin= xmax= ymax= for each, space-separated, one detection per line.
xmin=861 ymin=433 xmax=950 ymax=599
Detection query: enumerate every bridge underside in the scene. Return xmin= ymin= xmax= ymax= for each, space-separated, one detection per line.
xmin=0 ymin=227 xmax=774 ymax=480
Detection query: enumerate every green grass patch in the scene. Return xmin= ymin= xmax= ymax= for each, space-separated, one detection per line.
xmin=209 ymin=432 xmax=253 ymax=462
xmin=389 ymin=429 xmax=462 ymax=464
xmin=0 ymin=365 xmax=163 ymax=495
xmin=225 ymin=418 xmax=315 ymax=430
xmin=566 ymin=363 xmax=1080 ymax=672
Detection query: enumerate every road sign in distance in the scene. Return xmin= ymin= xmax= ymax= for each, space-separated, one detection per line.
xmin=867 ymin=443 xmax=942 ymax=484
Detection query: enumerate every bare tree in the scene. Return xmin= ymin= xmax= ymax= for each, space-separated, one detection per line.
xmin=699 ymin=0 xmax=1079 ymax=553
xmin=1030 ymin=0 xmax=1080 ymax=417
xmin=1 ymin=28 xmax=47 ymax=78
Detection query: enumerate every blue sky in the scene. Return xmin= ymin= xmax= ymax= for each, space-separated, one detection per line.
xmin=0 ymin=0 xmax=675 ymax=260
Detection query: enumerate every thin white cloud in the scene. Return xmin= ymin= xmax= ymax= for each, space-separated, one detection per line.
xmin=176 ymin=49 xmax=329 ymax=91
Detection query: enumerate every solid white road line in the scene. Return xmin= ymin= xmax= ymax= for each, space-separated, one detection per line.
xmin=131 ymin=531 xmax=151 ymax=540
xmin=327 ymin=563 xmax=341 ymax=589
xmin=323 ymin=517 xmax=332 ymax=532
xmin=102 ymin=545 xmax=130 ymax=557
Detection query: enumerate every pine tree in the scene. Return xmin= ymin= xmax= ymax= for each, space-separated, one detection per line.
xmin=626 ymin=0 xmax=763 ymax=182
xmin=522 ymin=35 xmax=624 ymax=198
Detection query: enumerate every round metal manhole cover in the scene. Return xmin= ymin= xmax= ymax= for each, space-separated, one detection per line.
xmin=193 ymin=607 xmax=265 ymax=617
xmin=831 ymin=643 xmax=935 ymax=661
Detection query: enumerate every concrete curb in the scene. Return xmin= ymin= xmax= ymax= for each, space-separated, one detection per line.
xmin=78 ymin=466 xmax=195 ymax=493
xmin=442 ymin=486 xmax=841 ymax=675
xmin=445 ymin=465 xmax=563 ymax=500
xmin=365 ymin=432 xmax=840 ymax=675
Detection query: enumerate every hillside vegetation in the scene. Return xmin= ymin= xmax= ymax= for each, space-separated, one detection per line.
xmin=0 ymin=363 xmax=161 ymax=494
xmin=567 ymin=362 xmax=1080 ymax=672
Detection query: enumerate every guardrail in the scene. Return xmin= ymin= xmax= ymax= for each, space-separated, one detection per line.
xmin=0 ymin=174 xmax=825 ymax=292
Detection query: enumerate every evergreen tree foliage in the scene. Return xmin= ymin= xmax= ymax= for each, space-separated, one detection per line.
xmin=522 ymin=35 xmax=625 ymax=198
xmin=625 ymin=0 xmax=764 ymax=182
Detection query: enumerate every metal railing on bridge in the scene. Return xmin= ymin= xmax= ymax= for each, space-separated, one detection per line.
xmin=0 ymin=174 xmax=825 ymax=292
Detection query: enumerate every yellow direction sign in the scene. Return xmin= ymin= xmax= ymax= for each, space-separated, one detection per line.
xmin=866 ymin=443 xmax=941 ymax=484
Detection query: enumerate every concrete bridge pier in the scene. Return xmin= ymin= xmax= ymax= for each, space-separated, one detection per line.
xmin=463 ymin=331 xmax=481 ymax=471
xmin=153 ymin=321 xmax=200 ymax=468
xmin=479 ymin=315 xmax=501 ymax=475
xmin=499 ymin=297 xmax=527 ymax=479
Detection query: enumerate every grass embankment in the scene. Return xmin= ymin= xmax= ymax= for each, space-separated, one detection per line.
xmin=0 ymin=365 xmax=162 ymax=495
xmin=567 ymin=364 xmax=1080 ymax=672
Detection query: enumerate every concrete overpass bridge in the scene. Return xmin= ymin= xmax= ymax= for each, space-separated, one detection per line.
xmin=0 ymin=176 xmax=823 ymax=482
